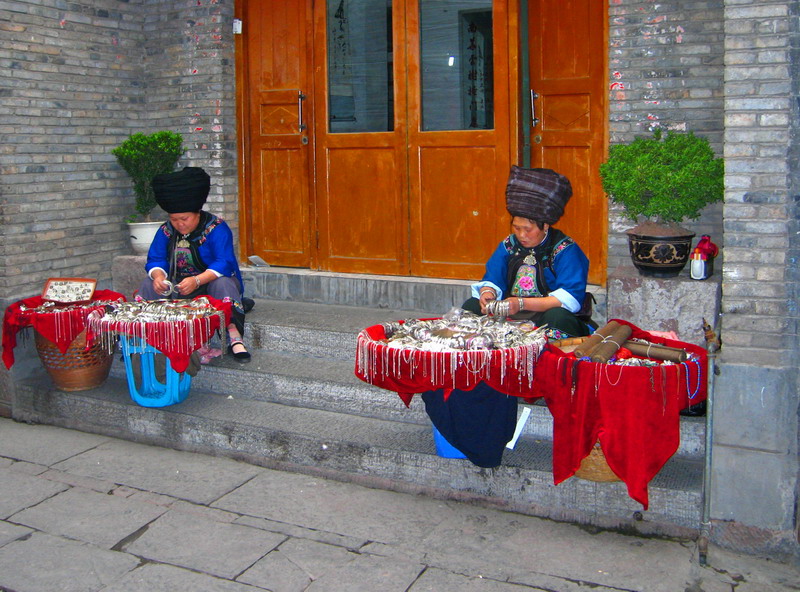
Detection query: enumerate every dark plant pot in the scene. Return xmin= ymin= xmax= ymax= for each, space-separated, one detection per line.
xmin=627 ymin=231 xmax=696 ymax=278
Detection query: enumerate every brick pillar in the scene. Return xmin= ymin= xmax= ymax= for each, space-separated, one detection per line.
xmin=712 ymin=0 xmax=800 ymax=558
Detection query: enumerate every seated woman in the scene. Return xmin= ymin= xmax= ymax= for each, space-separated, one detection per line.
xmin=464 ymin=165 xmax=593 ymax=338
xmin=137 ymin=167 xmax=251 ymax=363
xmin=423 ymin=167 xmax=593 ymax=469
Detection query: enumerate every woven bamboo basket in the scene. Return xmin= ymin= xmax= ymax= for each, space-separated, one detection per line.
xmin=34 ymin=330 xmax=113 ymax=391
xmin=574 ymin=441 xmax=621 ymax=482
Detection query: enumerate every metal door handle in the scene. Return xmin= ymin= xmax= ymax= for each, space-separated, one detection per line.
xmin=530 ymin=90 xmax=540 ymax=128
xmin=298 ymin=91 xmax=307 ymax=131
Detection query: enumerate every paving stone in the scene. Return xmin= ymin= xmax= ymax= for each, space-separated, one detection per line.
xmin=0 ymin=532 xmax=138 ymax=592
xmin=125 ymin=509 xmax=286 ymax=579
xmin=306 ymin=553 xmax=424 ymax=592
xmin=234 ymin=514 xmax=368 ymax=550
xmin=9 ymin=487 xmax=167 ymax=549
xmin=51 ymin=439 xmax=263 ymax=505
xmin=0 ymin=468 xmax=68 ymax=519
xmin=0 ymin=420 xmax=109 ymax=465
xmin=410 ymin=567 xmax=550 ymax=591
xmin=415 ymin=504 xmax=700 ymax=592
xmin=213 ymin=469 xmax=458 ymax=544
xmin=238 ymin=537 xmax=360 ymax=590
xmin=100 ymin=563 xmax=263 ymax=592
xmin=0 ymin=520 xmax=33 ymax=549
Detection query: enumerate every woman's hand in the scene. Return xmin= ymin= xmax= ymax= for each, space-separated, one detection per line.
xmin=176 ymin=276 xmax=201 ymax=296
xmin=478 ymin=288 xmax=497 ymax=314
xmin=151 ymin=271 xmax=170 ymax=296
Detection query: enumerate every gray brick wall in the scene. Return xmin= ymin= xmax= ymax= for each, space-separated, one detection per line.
xmin=141 ymin=0 xmax=239 ymax=226
xmin=0 ymin=0 xmax=144 ymax=305
xmin=606 ymin=0 xmax=725 ymax=272
xmin=0 ymin=0 xmax=237 ymax=310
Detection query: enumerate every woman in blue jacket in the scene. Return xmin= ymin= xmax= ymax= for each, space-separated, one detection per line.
xmin=137 ymin=167 xmax=250 ymax=362
xmin=464 ymin=166 xmax=593 ymax=338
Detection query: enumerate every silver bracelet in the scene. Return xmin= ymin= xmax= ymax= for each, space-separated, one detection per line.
xmin=194 ymin=276 xmax=201 ymax=288
xmin=518 ymin=297 xmax=524 ymax=312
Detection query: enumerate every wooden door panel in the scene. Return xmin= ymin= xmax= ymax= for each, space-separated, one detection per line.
xmin=530 ymin=0 xmax=607 ymax=285
xmin=413 ymin=145 xmax=499 ymax=273
xmin=324 ymin=147 xmax=406 ymax=268
xmin=408 ymin=0 xmax=512 ymax=279
xmin=312 ymin=0 xmax=409 ymax=275
xmin=542 ymin=94 xmax=591 ymax=131
xmin=539 ymin=145 xmax=595 ymax=250
xmin=252 ymin=147 xmax=308 ymax=260
xmin=240 ymin=0 xmax=313 ymax=268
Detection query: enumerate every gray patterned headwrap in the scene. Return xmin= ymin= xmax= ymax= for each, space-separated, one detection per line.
xmin=505 ymin=166 xmax=573 ymax=225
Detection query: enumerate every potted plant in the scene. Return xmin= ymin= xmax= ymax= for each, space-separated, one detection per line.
xmin=112 ymin=131 xmax=184 ymax=254
xmin=599 ymin=128 xmax=724 ymax=277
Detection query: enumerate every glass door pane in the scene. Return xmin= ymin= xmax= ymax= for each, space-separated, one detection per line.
xmin=327 ymin=0 xmax=394 ymax=133
xmin=419 ymin=0 xmax=494 ymax=131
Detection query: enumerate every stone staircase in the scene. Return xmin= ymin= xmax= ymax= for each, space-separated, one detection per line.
xmin=10 ymin=266 xmax=706 ymax=538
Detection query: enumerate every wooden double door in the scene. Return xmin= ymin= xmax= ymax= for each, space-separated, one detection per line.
xmin=237 ymin=0 xmax=606 ymax=283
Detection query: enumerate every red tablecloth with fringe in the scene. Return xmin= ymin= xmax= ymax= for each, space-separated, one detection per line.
xmin=355 ymin=318 xmax=707 ymax=509
xmin=354 ymin=321 xmax=546 ymax=406
xmin=85 ymin=296 xmax=232 ymax=373
xmin=531 ymin=319 xmax=707 ymax=509
xmin=2 ymin=290 xmax=126 ymax=370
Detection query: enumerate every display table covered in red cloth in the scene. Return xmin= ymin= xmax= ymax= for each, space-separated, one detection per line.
xmin=354 ymin=321 xmax=547 ymax=406
xmin=355 ymin=318 xmax=706 ymax=508
xmin=531 ymin=319 xmax=707 ymax=508
xmin=355 ymin=320 xmax=547 ymax=467
xmin=2 ymin=290 xmax=127 ymax=370
xmin=86 ymin=296 xmax=232 ymax=374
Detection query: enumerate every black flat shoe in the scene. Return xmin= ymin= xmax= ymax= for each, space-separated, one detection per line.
xmin=242 ymin=297 xmax=255 ymax=313
xmin=228 ymin=340 xmax=251 ymax=363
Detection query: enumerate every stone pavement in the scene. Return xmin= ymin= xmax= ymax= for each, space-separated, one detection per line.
xmin=0 ymin=418 xmax=797 ymax=592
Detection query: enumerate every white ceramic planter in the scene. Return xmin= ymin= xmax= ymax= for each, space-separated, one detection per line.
xmin=128 ymin=221 xmax=163 ymax=255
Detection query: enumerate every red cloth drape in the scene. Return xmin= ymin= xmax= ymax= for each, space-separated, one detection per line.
xmin=531 ymin=319 xmax=707 ymax=509
xmin=2 ymin=290 xmax=127 ymax=369
xmin=354 ymin=322 xmax=546 ymax=406
xmin=85 ymin=296 xmax=232 ymax=373
xmin=355 ymin=318 xmax=707 ymax=509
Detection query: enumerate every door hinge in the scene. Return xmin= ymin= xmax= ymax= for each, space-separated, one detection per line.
xmin=233 ymin=19 xmax=243 ymax=35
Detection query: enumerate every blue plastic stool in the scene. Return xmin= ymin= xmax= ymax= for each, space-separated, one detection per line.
xmin=120 ymin=336 xmax=192 ymax=408
xmin=432 ymin=425 xmax=467 ymax=459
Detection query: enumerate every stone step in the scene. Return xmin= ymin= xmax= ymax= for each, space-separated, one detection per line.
xmin=12 ymin=373 xmax=703 ymax=537
xmin=240 ymin=266 xmax=609 ymax=324
xmin=108 ymin=345 xmax=706 ymax=460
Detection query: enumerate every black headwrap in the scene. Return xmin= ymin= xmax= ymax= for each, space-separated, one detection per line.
xmin=505 ymin=166 xmax=573 ymax=225
xmin=152 ymin=167 xmax=210 ymax=214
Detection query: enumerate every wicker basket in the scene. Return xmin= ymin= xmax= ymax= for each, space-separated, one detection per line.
xmin=574 ymin=442 xmax=621 ymax=482
xmin=34 ymin=330 xmax=113 ymax=391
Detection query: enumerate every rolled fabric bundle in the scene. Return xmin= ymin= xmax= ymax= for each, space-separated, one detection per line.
xmin=590 ymin=323 xmax=633 ymax=363
xmin=624 ymin=340 xmax=688 ymax=363
xmin=573 ymin=321 xmax=620 ymax=358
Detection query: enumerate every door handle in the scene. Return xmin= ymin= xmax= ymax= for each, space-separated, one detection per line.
xmin=298 ymin=91 xmax=307 ymax=132
xmin=530 ymin=90 xmax=540 ymax=128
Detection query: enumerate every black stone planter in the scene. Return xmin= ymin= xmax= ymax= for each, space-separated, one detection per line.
xmin=627 ymin=231 xmax=695 ymax=278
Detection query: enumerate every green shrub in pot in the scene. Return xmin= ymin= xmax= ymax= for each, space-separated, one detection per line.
xmin=599 ymin=128 xmax=724 ymax=276
xmin=112 ymin=131 xmax=184 ymax=222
